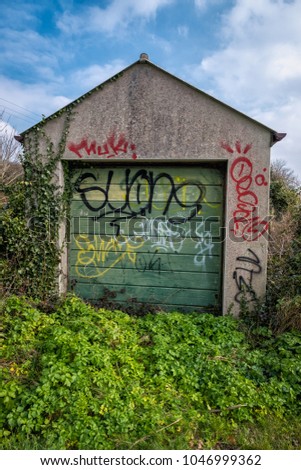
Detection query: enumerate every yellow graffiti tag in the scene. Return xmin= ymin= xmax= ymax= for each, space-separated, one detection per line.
xmin=202 ymin=197 xmax=221 ymax=209
xmin=74 ymin=234 xmax=145 ymax=278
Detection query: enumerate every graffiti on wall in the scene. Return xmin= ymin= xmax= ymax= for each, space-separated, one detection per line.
xmin=74 ymin=234 xmax=145 ymax=278
xmin=67 ymin=133 xmax=138 ymax=160
xmin=233 ymin=248 xmax=262 ymax=303
xmin=74 ymin=228 xmax=216 ymax=279
xmin=221 ymin=141 xmax=268 ymax=303
xmin=74 ymin=169 xmax=206 ymax=236
xmin=72 ymin=168 xmax=220 ymax=279
xmin=221 ymin=141 xmax=269 ymax=242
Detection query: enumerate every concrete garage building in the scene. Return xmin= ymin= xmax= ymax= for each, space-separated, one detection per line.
xmin=21 ymin=54 xmax=285 ymax=314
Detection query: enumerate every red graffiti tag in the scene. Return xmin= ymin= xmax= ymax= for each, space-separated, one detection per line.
xmin=222 ymin=141 xmax=269 ymax=241
xmin=221 ymin=141 xmax=253 ymax=156
xmin=255 ymin=168 xmax=268 ymax=186
xmin=67 ymin=133 xmax=137 ymax=160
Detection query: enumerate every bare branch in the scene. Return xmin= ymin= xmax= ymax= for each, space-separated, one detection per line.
xmin=271 ymin=159 xmax=300 ymax=189
xmin=0 ymin=113 xmax=23 ymax=205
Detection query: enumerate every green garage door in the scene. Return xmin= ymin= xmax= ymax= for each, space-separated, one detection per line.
xmin=69 ymin=164 xmax=224 ymax=312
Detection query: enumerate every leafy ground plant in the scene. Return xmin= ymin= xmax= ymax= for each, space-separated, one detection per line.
xmin=1 ymin=295 xmax=301 ymax=450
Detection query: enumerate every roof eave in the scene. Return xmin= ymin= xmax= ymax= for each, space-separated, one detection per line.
xmin=271 ymin=132 xmax=287 ymax=146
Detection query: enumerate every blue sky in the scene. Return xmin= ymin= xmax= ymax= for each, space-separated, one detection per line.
xmin=1 ymin=0 xmax=301 ymax=177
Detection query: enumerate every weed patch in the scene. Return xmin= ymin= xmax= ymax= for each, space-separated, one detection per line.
xmin=1 ymin=295 xmax=300 ymax=450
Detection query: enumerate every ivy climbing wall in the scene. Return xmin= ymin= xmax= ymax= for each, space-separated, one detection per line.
xmin=69 ymin=164 xmax=224 ymax=312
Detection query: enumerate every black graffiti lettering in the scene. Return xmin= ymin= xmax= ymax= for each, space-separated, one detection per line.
xmin=75 ymin=172 xmax=109 ymax=212
xmin=74 ymin=169 xmax=206 ymax=236
xmin=233 ymin=271 xmax=257 ymax=303
xmin=236 ymin=249 xmax=262 ymax=274
xmin=174 ymin=181 xmax=204 ymax=208
xmin=135 ymin=252 xmax=162 ymax=274
xmin=125 ymin=168 xmax=152 ymax=215
xmin=152 ymin=172 xmax=176 ymax=215
xmin=168 ymin=207 xmax=200 ymax=225
xmin=233 ymin=248 xmax=262 ymax=303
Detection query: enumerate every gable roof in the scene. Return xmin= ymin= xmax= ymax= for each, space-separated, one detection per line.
xmin=18 ymin=53 xmax=285 ymax=146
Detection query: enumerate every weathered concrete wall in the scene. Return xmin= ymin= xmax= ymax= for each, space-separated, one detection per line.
xmin=25 ymin=58 xmax=272 ymax=314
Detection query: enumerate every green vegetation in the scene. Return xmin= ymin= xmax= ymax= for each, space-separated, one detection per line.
xmin=262 ymin=160 xmax=301 ymax=334
xmin=1 ymin=295 xmax=301 ymax=450
xmin=0 ymin=111 xmax=72 ymax=299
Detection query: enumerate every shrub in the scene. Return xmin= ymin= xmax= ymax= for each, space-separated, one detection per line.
xmin=253 ymin=160 xmax=301 ymax=334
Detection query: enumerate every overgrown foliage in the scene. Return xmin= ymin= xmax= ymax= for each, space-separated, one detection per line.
xmin=239 ymin=161 xmax=301 ymax=334
xmin=270 ymin=159 xmax=300 ymax=218
xmin=0 ymin=111 xmax=72 ymax=299
xmin=1 ymin=296 xmax=300 ymax=450
xmin=264 ymin=160 xmax=301 ymax=333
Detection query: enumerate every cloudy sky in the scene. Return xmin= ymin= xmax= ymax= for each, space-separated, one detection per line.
xmin=1 ymin=0 xmax=300 ymax=177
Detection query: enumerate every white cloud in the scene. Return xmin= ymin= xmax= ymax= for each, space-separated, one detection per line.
xmin=1 ymin=1 xmax=39 ymax=29
xmin=194 ymin=0 xmax=224 ymax=11
xmin=266 ymin=44 xmax=301 ymax=82
xmin=253 ymin=97 xmax=301 ymax=177
xmin=57 ymin=0 xmax=173 ymax=35
xmin=189 ymin=0 xmax=301 ymax=177
xmin=0 ymin=75 xmax=71 ymax=133
xmin=0 ymin=27 xmax=69 ymax=82
xmin=73 ymin=61 xmax=127 ymax=91
xmin=201 ymin=0 xmax=301 ymax=104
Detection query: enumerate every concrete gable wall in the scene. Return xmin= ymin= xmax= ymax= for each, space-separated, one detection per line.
xmin=57 ymin=62 xmax=271 ymax=161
